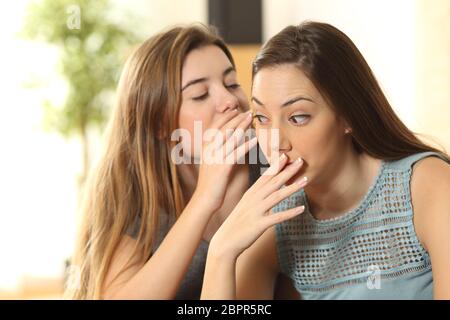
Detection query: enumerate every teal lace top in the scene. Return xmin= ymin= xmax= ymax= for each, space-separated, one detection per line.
xmin=273 ymin=152 xmax=449 ymax=300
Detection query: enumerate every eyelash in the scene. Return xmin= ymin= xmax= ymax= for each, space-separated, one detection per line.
xmin=192 ymin=93 xmax=208 ymax=101
xmin=253 ymin=114 xmax=311 ymax=125
xmin=192 ymin=84 xmax=241 ymax=101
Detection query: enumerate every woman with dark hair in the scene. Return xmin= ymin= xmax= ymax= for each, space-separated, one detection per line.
xmin=201 ymin=21 xmax=450 ymax=299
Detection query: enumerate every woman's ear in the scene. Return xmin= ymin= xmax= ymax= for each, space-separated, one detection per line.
xmin=339 ymin=118 xmax=352 ymax=135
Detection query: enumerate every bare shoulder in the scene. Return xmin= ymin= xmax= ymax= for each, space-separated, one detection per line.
xmin=410 ymin=156 xmax=450 ymax=250
xmin=411 ymin=156 xmax=450 ymax=201
xmin=412 ymin=155 xmax=450 ymax=183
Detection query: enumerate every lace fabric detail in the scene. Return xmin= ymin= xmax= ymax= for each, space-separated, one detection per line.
xmin=273 ymin=152 xmax=448 ymax=295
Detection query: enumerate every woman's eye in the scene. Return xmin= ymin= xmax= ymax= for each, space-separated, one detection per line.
xmin=254 ymin=114 xmax=269 ymax=124
xmin=192 ymin=93 xmax=209 ymax=101
xmin=289 ymin=115 xmax=310 ymax=125
xmin=225 ymin=83 xmax=240 ymax=90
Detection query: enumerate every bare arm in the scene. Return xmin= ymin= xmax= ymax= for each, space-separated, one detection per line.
xmin=203 ymin=227 xmax=298 ymax=300
xmin=201 ymin=154 xmax=308 ymax=299
xmin=103 ymin=195 xmax=216 ymax=299
xmin=235 ymin=227 xmax=279 ymax=299
xmin=103 ymin=196 xmax=217 ymax=299
xmin=102 ymin=111 xmax=257 ymax=299
xmin=201 ymin=228 xmax=279 ymax=300
xmin=411 ymin=157 xmax=450 ymax=299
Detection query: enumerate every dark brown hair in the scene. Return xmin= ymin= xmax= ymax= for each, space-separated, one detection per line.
xmin=253 ymin=21 xmax=448 ymax=161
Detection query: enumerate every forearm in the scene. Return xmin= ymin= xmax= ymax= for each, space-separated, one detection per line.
xmin=108 ymin=195 xmax=215 ymax=299
xmin=201 ymin=245 xmax=237 ymax=300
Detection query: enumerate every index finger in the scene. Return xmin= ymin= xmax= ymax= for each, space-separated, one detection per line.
xmin=209 ymin=109 xmax=241 ymax=130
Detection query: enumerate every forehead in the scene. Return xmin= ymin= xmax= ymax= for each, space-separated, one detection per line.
xmin=252 ymin=64 xmax=320 ymax=103
xmin=181 ymin=45 xmax=233 ymax=81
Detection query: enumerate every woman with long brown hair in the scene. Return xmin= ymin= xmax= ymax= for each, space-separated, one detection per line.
xmin=65 ymin=24 xmax=267 ymax=299
xmin=201 ymin=21 xmax=450 ymax=299
xmin=67 ymin=21 xmax=305 ymax=300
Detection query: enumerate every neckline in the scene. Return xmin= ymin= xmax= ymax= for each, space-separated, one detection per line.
xmin=304 ymin=159 xmax=386 ymax=225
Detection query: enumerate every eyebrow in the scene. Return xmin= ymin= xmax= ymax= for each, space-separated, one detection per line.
xmin=251 ymin=95 xmax=314 ymax=108
xmin=181 ymin=66 xmax=235 ymax=91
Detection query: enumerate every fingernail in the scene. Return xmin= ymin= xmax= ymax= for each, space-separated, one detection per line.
xmin=295 ymin=157 xmax=303 ymax=165
xmin=296 ymin=176 xmax=308 ymax=187
xmin=297 ymin=206 xmax=305 ymax=214
xmin=280 ymin=153 xmax=286 ymax=160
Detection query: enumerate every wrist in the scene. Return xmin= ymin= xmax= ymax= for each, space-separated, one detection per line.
xmin=191 ymin=190 xmax=222 ymax=212
xmin=208 ymin=237 xmax=240 ymax=263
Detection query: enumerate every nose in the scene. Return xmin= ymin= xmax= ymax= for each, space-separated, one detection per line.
xmin=260 ymin=121 xmax=292 ymax=158
xmin=215 ymin=89 xmax=239 ymax=113
xmin=272 ymin=125 xmax=292 ymax=158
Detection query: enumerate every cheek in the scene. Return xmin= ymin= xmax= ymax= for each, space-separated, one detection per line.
xmin=295 ymin=118 xmax=345 ymax=168
xmin=177 ymin=104 xmax=217 ymax=158
xmin=177 ymin=110 xmax=195 ymax=142
xmin=178 ymin=104 xmax=214 ymax=133
xmin=255 ymin=125 xmax=280 ymax=163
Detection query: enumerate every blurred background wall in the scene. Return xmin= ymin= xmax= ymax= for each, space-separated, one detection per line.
xmin=416 ymin=0 xmax=450 ymax=151
xmin=0 ymin=0 xmax=448 ymax=299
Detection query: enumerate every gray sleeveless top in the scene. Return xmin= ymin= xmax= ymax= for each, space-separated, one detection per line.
xmin=126 ymin=162 xmax=262 ymax=299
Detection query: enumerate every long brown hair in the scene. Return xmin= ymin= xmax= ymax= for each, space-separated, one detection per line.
xmin=252 ymin=21 xmax=448 ymax=161
xmin=67 ymin=24 xmax=235 ymax=299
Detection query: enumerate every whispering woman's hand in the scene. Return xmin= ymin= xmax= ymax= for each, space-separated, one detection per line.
xmin=209 ymin=152 xmax=308 ymax=260
xmin=193 ymin=110 xmax=258 ymax=211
